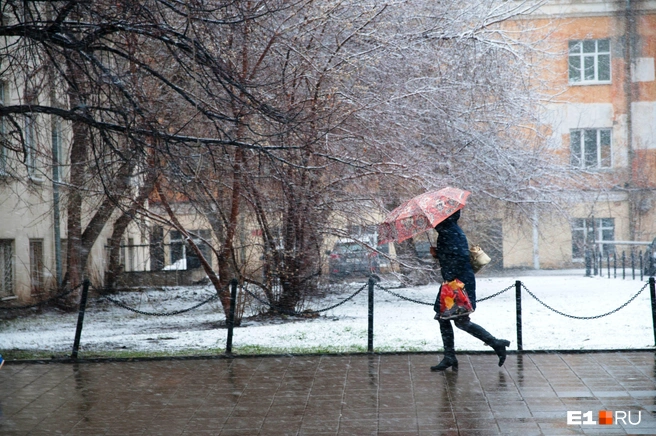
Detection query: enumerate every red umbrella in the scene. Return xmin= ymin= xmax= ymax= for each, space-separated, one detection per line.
xmin=378 ymin=187 xmax=470 ymax=244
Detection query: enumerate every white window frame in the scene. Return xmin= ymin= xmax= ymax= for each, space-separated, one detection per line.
xmin=568 ymin=39 xmax=611 ymax=85
xmin=570 ymin=128 xmax=612 ymax=170
xmin=571 ymin=218 xmax=615 ymax=260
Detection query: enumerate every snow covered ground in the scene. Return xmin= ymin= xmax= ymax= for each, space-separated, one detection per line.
xmin=1 ymin=271 xmax=654 ymax=355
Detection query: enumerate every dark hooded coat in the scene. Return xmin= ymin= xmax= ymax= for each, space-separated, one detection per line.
xmin=433 ymin=210 xmax=476 ymax=309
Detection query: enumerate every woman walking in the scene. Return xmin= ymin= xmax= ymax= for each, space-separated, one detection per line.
xmin=430 ymin=210 xmax=510 ymax=371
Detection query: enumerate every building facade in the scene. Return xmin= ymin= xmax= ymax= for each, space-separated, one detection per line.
xmin=502 ymin=0 xmax=656 ymax=269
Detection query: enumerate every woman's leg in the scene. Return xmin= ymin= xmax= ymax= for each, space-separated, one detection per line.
xmin=453 ymin=316 xmax=510 ymax=366
xmin=431 ymin=319 xmax=458 ymax=371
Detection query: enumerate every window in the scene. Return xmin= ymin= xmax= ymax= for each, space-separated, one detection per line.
xmin=570 ymin=129 xmax=611 ymax=169
xmin=128 ymin=237 xmax=135 ymax=271
xmin=0 ymin=240 xmax=14 ymax=297
xmin=170 ymin=229 xmax=211 ymax=270
xmin=29 ymin=239 xmax=44 ymax=295
xmin=569 ymin=39 xmax=611 ymax=84
xmin=572 ymin=218 xmax=615 ymax=259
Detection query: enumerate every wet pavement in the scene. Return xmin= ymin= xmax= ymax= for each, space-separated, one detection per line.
xmin=2 ymin=352 xmax=656 ymax=435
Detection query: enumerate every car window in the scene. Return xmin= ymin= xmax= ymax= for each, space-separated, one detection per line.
xmin=415 ymin=241 xmax=431 ymax=256
xmin=334 ymin=243 xmax=364 ymax=253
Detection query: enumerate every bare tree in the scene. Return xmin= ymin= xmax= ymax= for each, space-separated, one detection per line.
xmin=0 ymin=0 xmax=301 ymax=308
xmin=0 ymin=0 xmax=594 ymax=309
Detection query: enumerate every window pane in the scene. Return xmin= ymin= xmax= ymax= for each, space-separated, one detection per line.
xmin=598 ymin=54 xmax=610 ymax=81
xmin=572 ymin=228 xmax=585 ymax=258
xmin=585 ymin=218 xmax=595 ymax=241
xmin=569 ymin=56 xmax=581 ymax=82
xmin=584 ymin=130 xmax=598 ymax=168
xmin=598 ymin=39 xmax=610 ymax=52
xmin=0 ymin=240 xmax=13 ymax=296
xmin=30 ymin=240 xmax=44 ymax=294
xmin=601 ymin=219 xmax=615 ymax=255
xmin=584 ymin=56 xmax=595 ymax=80
xmin=583 ymin=40 xmax=596 ymax=53
xmin=170 ymin=242 xmax=184 ymax=263
xmin=570 ymin=130 xmax=581 ymax=167
xmin=599 ymin=130 xmax=611 ymax=167
xmin=569 ymin=40 xmax=582 ymax=53
xmin=600 ymin=218 xmax=614 ymax=228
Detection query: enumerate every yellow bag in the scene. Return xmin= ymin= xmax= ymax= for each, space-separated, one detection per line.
xmin=469 ymin=245 xmax=491 ymax=273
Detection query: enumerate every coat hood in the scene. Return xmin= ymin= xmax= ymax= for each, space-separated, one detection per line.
xmin=434 ymin=209 xmax=461 ymax=231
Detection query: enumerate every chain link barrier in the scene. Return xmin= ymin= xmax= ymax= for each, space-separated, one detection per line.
xmin=374 ymin=282 xmax=432 ymax=305
xmin=476 ymin=284 xmax=514 ymax=302
xmin=0 ymin=283 xmax=83 ymax=310
xmin=374 ymin=282 xmax=514 ymax=305
xmin=99 ymin=282 xmax=368 ymax=318
xmin=97 ymin=283 xmax=228 ymax=317
xmin=101 ymin=293 xmax=220 ymax=316
xmin=3 ymin=275 xmax=647 ymax=321
xmin=240 ymin=282 xmax=368 ymax=316
xmin=521 ymin=281 xmax=649 ymax=320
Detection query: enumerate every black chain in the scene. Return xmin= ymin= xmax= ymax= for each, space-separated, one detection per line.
xmin=375 ymin=283 xmax=433 ymax=305
xmin=375 ymin=282 xmax=514 ymax=305
xmin=241 ymin=283 xmax=368 ymax=316
xmin=101 ymin=293 xmax=219 ymax=316
xmin=0 ymin=283 xmax=82 ymax=310
xmin=521 ymin=281 xmax=649 ymax=320
xmin=476 ymin=284 xmax=514 ymax=302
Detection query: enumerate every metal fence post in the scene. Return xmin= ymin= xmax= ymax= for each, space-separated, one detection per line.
xmin=515 ymin=280 xmax=523 ymax=352
xmin=607 ymin=251 xmax=610 ymax=278
xmin=71 ymin=279 xmax=90 ymax=360
xmin=585 ymin=250 xmax=591 ymax=277
xmin=650 ymin=277 xmax=656 ymax=347
xmin=226 ymin=279 xmax=238 ymax=354
xmin=368 ymin=276 xmax=375 ymax=353
xmin=622 ymin=251 xmax=626 ymax=279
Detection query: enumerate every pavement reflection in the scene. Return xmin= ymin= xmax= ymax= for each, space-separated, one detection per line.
xmin=1 ymin=352 xmax=656 ymax=435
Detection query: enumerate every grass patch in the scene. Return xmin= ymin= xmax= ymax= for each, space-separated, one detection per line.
xmin=0 ymin=348 xmax=227 ymax=361
xmin=2 ymin=344 xmax=436 ymax=362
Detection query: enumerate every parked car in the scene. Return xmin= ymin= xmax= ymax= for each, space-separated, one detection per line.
xmin=414 ymin=241 xmax=434 ymax=261
xmin=328 ymin=241 xmax=380 ymax=279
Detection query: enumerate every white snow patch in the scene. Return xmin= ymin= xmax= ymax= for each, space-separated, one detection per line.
xmin=0 ymin=274 xmax=653 ymax=354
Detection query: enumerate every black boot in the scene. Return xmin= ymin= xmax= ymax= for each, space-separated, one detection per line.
xmin=431 ymin=348 xmax=458 ymax=372
xmin=433 ymin=320 xmax=458 ymax=371
xmin=489 ymin=339 xmax=511 ymax=367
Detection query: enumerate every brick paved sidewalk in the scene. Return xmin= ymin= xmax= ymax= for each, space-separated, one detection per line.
xmin=1 ymin=352 xmax=656 ymax=435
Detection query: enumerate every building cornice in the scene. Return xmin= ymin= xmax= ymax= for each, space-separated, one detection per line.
xmin=513 ymin=0 xmax=656 ymax=20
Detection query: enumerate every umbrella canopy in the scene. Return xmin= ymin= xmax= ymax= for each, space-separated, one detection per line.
xmin=378 ymin=187 xmax=470 ymax=244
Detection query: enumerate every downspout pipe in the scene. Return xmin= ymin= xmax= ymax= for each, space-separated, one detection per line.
xmin=624 ymin=0 xmax=636 ymax=241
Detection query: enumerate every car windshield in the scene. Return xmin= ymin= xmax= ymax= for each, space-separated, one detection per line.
xmin=334 ymin=243 xmax=364 ymax=253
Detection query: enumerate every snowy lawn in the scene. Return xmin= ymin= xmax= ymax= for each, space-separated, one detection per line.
xmin=1 ymin=272 xmax=654 ymax=357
